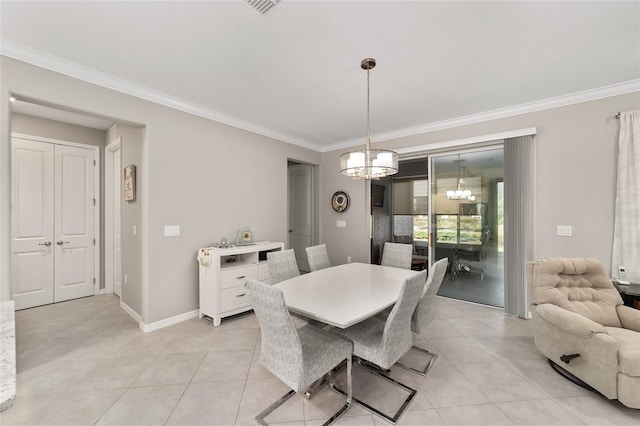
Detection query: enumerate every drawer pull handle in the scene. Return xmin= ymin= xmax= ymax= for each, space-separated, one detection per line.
xmin=236 ymin=275 xmax=246 ymax=279
xmin=236 ymin=293 xmax=246 ymax=297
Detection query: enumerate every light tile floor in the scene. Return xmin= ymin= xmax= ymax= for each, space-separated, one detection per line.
xmin=2 ymin=294 xmax=639 ymax=426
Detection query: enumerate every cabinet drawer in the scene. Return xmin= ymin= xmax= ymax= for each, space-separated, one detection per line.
xmin=220 ymin=267 xmax=257 ymax=289
xmin=221 ymin=285 xmax=251 ymax=310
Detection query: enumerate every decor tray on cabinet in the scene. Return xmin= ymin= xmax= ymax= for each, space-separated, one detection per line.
xmin=198 ymin=241 xmax=284 ymax=326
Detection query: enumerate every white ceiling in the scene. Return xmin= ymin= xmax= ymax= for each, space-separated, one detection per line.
xmin=2 ymin=1 xmax=639 ymax=152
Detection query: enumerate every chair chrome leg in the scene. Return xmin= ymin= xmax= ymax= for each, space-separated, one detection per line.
xmin=254 ymin=389 xmax=296 ymax=426
xmin=325 ymin=356 xmax=352 ymax=425
xmin=331 ymin=357 xmax=417 ymax=424
xmin=303 ymin=374 xmax=329 ymax=400
xmin=395 ymin=345 xmax=439 ymax=377
xmin=257 ymin=357 xmax=352 ymax=426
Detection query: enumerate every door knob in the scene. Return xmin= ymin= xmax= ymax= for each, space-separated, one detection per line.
xmin=38 ymin=241 xmax=52 ymax=246
xmin=56 ymin=241 xmax=69 ymax=245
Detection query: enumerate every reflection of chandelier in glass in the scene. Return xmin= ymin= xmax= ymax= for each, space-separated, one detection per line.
xmin=340 ymin=58 xmax=398 ymax=180
xmin=447 ymin=157 xmax=475 ymax=201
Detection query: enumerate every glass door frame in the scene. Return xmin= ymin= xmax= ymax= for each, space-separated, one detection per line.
xmin=383 ymin=127 xmax=536 ymax=316
xmin=426 ymin=143 xmax=504 ymax=271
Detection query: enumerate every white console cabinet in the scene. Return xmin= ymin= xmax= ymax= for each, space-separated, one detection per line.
xmin=198 ymin=241 xmax=284 ymax=326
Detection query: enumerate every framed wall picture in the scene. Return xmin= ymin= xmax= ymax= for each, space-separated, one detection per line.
xmin=124 ymin=165 xmax=136 ymax=201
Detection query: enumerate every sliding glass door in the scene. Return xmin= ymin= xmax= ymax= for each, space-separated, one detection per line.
xmin=430 ymin=147 xmax=505 ymax=307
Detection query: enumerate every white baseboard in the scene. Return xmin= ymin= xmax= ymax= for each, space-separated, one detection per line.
xmin=139 ymin=309 xmax=200 ymax=333
xmin=120 ymin=300 xmax=142 ymax=324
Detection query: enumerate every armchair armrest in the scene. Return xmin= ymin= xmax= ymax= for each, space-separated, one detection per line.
xmin=536 ymin=303 xmax=607 ymax=338
xmin=617 ymin=305 xmax=640 ymax=332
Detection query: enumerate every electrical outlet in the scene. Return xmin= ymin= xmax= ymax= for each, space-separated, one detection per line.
xmin=619 ymin=266 xmax=628 ymax=282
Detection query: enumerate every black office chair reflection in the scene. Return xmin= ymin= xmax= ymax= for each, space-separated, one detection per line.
xmin=451 ymin=229 xmax=490 ymax=280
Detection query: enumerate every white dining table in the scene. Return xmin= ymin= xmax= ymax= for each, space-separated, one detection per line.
xmin=273 ymin=262 xmax=420 ymax=328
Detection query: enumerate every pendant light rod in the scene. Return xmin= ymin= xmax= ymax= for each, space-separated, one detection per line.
xmin=339 ymin=57 xmax=398 ymax=179
xmin=362 ymin=58 xmax=375 ymax=151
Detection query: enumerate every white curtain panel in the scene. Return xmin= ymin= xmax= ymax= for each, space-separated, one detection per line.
xmin=612 ymin=110 xmax=640 ymax=283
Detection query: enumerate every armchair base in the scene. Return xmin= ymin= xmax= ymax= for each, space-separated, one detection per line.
xmin=548 ymin=359 xmax=601 ymax=395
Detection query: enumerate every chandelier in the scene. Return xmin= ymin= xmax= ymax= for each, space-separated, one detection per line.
xmin=446 ymin=157 xmax=475 ymax=201
xmin=340 ymin=58 xmax=398 ymax=180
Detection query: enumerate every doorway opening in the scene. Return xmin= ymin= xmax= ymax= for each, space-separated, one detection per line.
xmin=105 ymin=137 xmax=122 ymax=298
xmin=287 ymin=161 xmax=317 ymax=272
xmin=432 ymin=147 xmax=505 ymax=308
xmin=9 ymin=98 xmax=113 ymax=310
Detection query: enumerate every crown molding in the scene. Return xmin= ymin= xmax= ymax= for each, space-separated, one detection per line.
xmin=3 ymin=41 xmax=637 ymax=154
xmin=322 ymin=79 xmax=640 ymax=152
xmin=1 ymin=41 xmax=321 ymax=152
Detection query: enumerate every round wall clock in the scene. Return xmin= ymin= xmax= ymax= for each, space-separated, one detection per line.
xmin=331 ymin=191 xmax=350 ymax=213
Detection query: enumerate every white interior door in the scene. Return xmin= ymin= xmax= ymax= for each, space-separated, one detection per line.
xmin=11 ymin=135 xmax=97 ymax=309
xmin=11 ymin=138 xmax=55 ymax=310
xmin=53 ymin=144 xmax=95 ymax=302
xmin=288 ymin=164 xmax=314 ymax=272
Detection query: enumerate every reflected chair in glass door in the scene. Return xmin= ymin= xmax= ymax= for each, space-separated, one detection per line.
xmin=451 ymin=228 xmax=490 ymax=280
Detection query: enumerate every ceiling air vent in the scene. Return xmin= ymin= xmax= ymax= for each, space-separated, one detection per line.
xmin=245 ymin=0 xmax=281 ymax=15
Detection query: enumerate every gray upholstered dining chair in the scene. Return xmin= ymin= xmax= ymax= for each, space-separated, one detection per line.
xmin=396 ymin=257 xmax=448 ymax=376
xmin=380 ymin=242 xmax=413 ymax=270
xmin=246 ymin=279 xmax=353 ymax=425
xmin=267 ymin=249 xmax=300 ymax=283
xmin=306 ymin=243 xmax=331 ymax=272
xmin=330 ymin=270 xmax=427 ymax=424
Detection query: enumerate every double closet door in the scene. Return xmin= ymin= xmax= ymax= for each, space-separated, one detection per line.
xmin=11 ymin=136 xmax=97 ymax=310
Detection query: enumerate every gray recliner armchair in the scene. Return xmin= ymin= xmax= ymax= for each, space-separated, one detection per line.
xmin=527 ymin=257 xmax=640 ymax=409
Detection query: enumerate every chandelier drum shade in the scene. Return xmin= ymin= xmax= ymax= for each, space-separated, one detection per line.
xmin=340 ymin=58 xmax=398 ymax=180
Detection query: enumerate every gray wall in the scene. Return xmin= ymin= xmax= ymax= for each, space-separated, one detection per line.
xmin=1 ymin=57 xmax=320 ymax=325
xmin=11 ymin=113 xmax=106 ymax=147
xmin=320 ymin=92 xmax=640 ymax=271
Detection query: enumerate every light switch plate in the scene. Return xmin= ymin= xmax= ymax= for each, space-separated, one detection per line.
xmin=164 ymin=225 xmax=181 ymax=236
xmin=557 ymin=225 xmax=572 ymax=237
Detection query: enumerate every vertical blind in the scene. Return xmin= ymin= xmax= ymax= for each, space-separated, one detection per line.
xmin=504 ymin=135 xmax=534 ymax=318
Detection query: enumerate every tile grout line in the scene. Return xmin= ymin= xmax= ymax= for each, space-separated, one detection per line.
xmin=162 ymin=349 xmax=210 ymax=425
